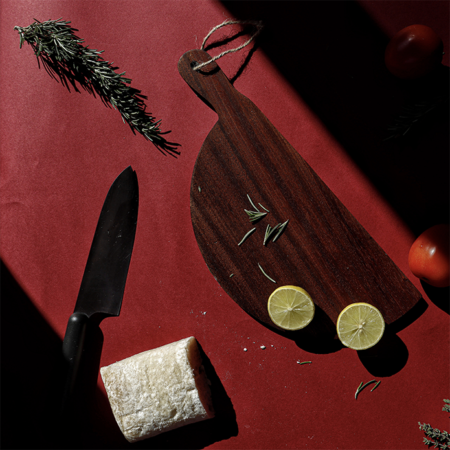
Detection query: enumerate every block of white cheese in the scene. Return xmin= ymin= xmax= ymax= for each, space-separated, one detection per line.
xmin=100 ymin=337 xmax=214 ymax=443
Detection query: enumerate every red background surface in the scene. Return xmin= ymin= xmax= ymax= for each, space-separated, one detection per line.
xmin=1 ymin=1 xmax=449 ymax=449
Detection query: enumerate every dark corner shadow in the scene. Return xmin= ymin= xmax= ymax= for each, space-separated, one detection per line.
xmin=1 ymin=260 xmax=237 ymax=449
xmin=219 ymin=0 xmax=449 ymax=235
xmin=421 ymin=282 xmax=450 ymax=315
xmin=0 ymin=259 xmax=119 ymax=449
xmin=132 ymin=343 xmax=238 ymax=450
xmin=1 ymin=259 xmax=66 ymax=449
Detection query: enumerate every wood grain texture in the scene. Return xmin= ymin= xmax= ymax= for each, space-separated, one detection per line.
xmin=178 ymin=50 xmax=421 ymax=332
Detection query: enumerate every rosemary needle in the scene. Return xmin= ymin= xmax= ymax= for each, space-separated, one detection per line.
xmin=258 ymin=263 xmax=276 ymax=283
xmin=247 ymin=194 xmax=260 ymax=212
xmin=259 ymin=203 xmax=270 ymax=212
xmin=355 ymin=382 xmax=363 ymax=399
xmin=370 ymin=380 xmax=381 ymax=392
xmin=355 ymin=380 xmax=377 ymax=399
xmin=238 ymin=227 xmax=256 ymax=246
xmin=272 ymin=219 xmax=289 ymax=242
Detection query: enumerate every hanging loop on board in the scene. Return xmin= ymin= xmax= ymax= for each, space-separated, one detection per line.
xmin=193 ymin=19 xmax=264 ymax=71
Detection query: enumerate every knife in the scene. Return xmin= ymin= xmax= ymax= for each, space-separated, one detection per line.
xmin=61 ymin=166 xmax=139 ymax=412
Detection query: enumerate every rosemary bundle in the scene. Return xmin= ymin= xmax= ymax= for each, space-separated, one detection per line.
xmin=418 ymin=400 xmax=450 ymax=450
xmin=443 ymin=399 xmax=450 ymax=414
xmin=419 ymin=423 xmax=449 ymax=449
xmin=384 ymin=94 xmax=448 ymax=141
xmin=14 ymin=18 xmax=179 ymax=156
xmin=384 ymin=66 xmax=450 ymax=141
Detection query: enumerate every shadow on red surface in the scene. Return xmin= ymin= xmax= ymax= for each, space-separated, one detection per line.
xmin=218 ymin=1 xmax=449 ymax=236
xmin=1 ymin=260 xmax=237 ymax=449
xmin=420 ymin=281 xmax=450 ymax=315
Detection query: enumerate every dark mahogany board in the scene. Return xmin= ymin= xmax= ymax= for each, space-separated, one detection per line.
xmin=178 ymin=50 xmax=421 ymax=332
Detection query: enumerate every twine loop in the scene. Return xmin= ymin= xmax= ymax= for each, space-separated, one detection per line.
xmin=193 ymin=19 xmax=263 ymax=71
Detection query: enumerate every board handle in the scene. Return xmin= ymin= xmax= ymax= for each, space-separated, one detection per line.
xmin=178 ymin=49 xmax=241 ymax=116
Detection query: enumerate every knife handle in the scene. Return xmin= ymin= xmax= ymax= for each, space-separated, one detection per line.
xmin=61 ymin=312 xmax=88 ymax=413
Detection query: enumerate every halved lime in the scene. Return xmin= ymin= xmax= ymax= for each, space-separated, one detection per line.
xmin=337 ymin=302 xmax=385 ymax=350
xmin=267 ymin=286 xmax=315 ymax=331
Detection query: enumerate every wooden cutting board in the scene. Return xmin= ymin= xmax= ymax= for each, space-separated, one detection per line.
xmin=178 ymin=50 xmax=421 ymax=332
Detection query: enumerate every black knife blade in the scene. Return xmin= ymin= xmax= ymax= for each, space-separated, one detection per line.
xmin=61 ymin=166 xmax=139 ymax=412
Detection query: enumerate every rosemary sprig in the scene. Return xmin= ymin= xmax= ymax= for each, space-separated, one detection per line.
xmin=258 ymin=263 xmax=276 ymax=283
xmin=418 ymin=400 xmax=450 ymax=449
xmin=247 ymin=194 xmax=260 ymax=212
xmin=245 ymin=209 xmax=267 ymax=223
xmin=384 ymin=95 xmax=448 ymax=141
xmin=263 ymin=223 xmax=280 ymax=246
xmin=419 ymin=423 xmax=450 ymax=449
xmin=443 ymin=399 xmax=450 ymax=414
xmin=238 ymin=227 xmax=256 ymax=246
xmin=245 ymin=195 xmax=269 ymax=222
xmin=14 ymin=18 xmax=179 ymax=156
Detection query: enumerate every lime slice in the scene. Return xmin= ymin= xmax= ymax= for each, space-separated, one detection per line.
xmin=336 ymin=302 xmax=385 ymax=350
xmin=267 ymin=286 xmax=315 ymax=331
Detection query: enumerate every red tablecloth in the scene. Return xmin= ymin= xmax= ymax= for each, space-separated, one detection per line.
xmin=1 ymin=1 xmax=449 ymax=449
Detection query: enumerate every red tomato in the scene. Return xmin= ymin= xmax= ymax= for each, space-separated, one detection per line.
xmin=385 ymin=24 xmax=444 ymax=79
xmin=408 ymin=224 xmax=450 ymax=288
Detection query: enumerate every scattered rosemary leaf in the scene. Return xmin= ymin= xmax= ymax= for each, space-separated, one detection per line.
xmin=238 ymin=227 xmax=256 ymax=246
xmin=247 ymin=194 xmax=260 ymax=212
xmin=198 ymin=186 xmax=201 ymax=192
xmin=263 ymin=223 xmax=280 ymax=246
xmin=355 ymin=379 xmax=377 ymax=399
xmin=229 ymin=274 xmax=234 ymax=278
xmin=297 ymin=361 xmax=312 ymax=365
xmin=272 ymin=219 xmax=289 ymax=242
xmin=258 ymin=263 xmax=276 ymax=283
xmin=355 ymin=382 xmax=363 ymax=399
xmin=244 ymin=209 xmax=267 ymax=223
